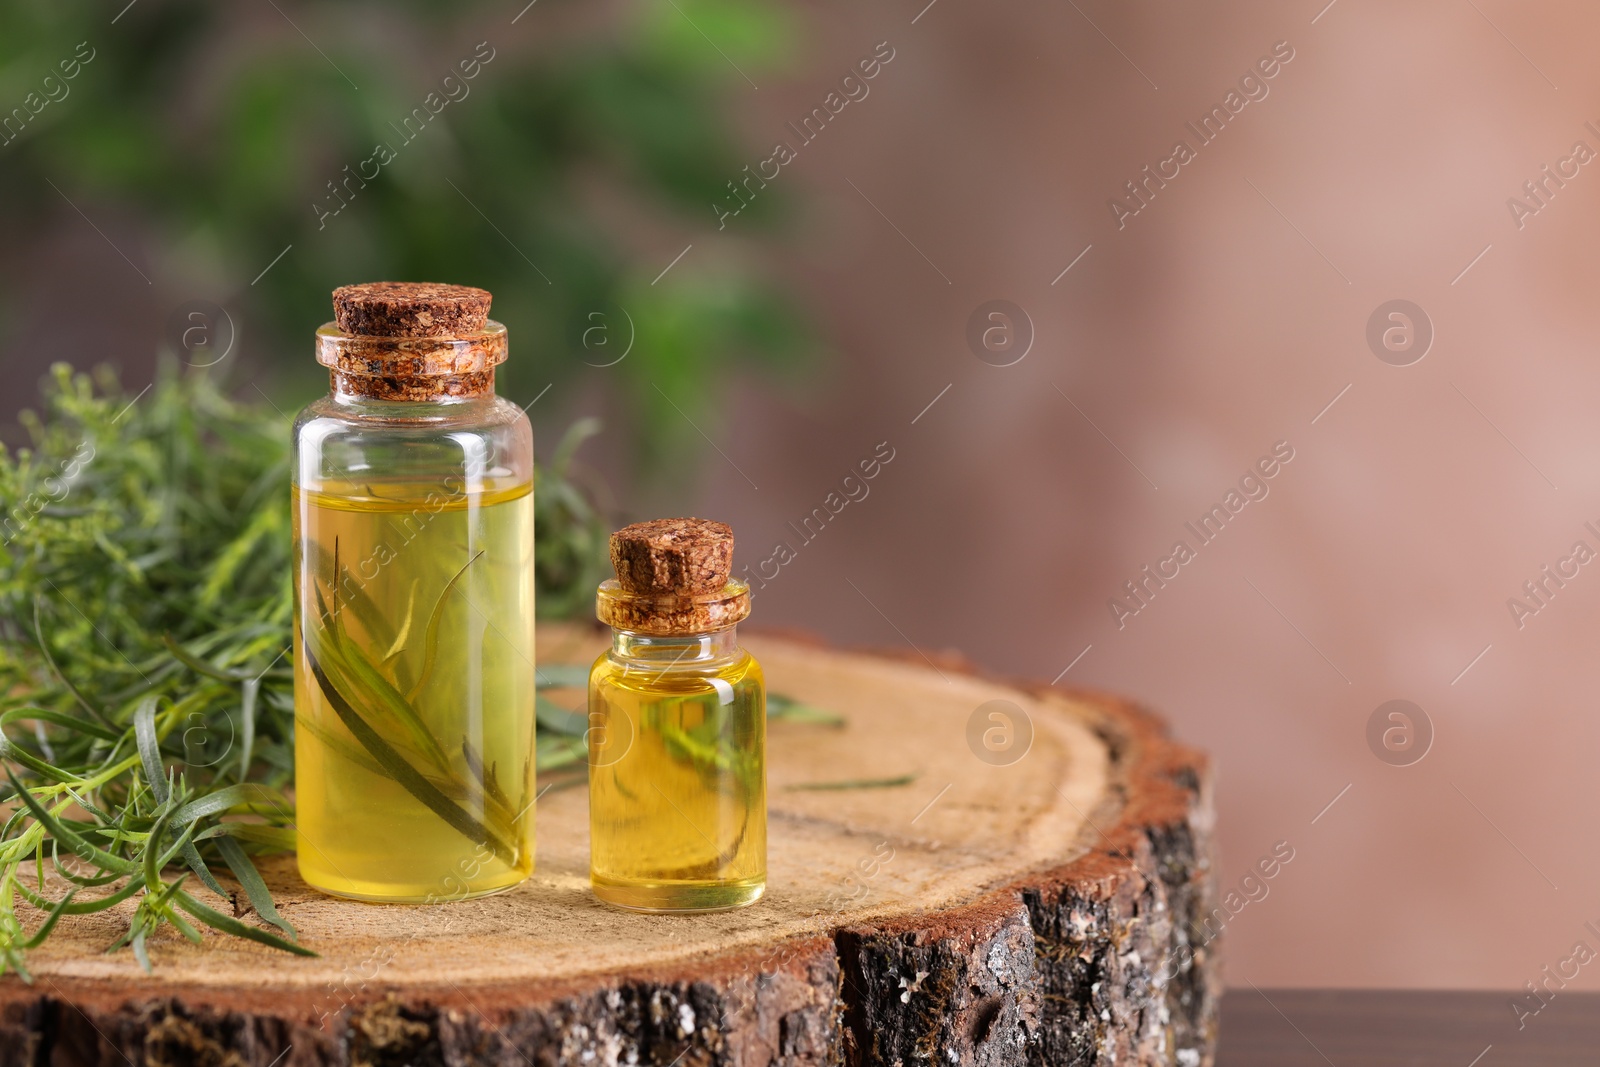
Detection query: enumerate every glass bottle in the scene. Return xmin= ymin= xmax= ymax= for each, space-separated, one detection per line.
xmin=291 ymin=282 xmax=536 ymax=902
xmin=588 ymin=518 xmax=767 ymax=911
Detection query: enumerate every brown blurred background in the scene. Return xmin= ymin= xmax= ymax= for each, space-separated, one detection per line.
xmin=6 ymin=0 xmax=1599 ymax=990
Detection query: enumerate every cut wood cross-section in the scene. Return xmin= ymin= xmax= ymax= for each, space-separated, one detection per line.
xmin=0 ymin=625 xmax=1219 ymax=1066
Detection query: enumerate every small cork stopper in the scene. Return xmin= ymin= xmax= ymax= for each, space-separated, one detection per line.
xmin=599 ymin=518 xmax=748 ymax=634
xmin=332 ymin=282 xmax=492 ymax=339
xmin=610 ymin=518 xmax=734 ymax=596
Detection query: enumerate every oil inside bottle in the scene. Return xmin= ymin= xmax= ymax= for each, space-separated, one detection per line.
xmin=588 ymin=632 xmax=766 ymax=911
xmin=293 ymin=479 xmax=535 ymax=902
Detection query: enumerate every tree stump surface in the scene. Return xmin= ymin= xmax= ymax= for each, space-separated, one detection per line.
xmin=0 ymin=625 xmax=1219 ymax=1066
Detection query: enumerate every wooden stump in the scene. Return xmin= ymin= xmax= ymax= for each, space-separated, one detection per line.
xmin=0 ymin=626 xmax=1219 ymax=1066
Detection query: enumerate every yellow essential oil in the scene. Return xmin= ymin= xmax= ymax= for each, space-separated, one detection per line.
xmin=588 ymin=633 xmax=765 ymax=910
xmin=291 ymin=281 xmax=537 ymax=903
xmin=588 ymin=518 xmax=767 ymax=911
xmin=293 ymin=480 xmax=535 ymax=901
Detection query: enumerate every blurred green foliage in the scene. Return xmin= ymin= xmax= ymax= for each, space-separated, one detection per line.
xmin=0 ymin=0 xmax=811 ymax=465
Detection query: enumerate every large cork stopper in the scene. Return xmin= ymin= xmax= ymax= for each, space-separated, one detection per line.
xmin=598 ymin=518 xmax=749 ymax=634
xmin=319 ymin=282 xmax=505 ymax=400
xmin=333 ymin=282 xmax=492 ymax=338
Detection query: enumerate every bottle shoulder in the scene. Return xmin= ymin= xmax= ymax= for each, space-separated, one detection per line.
xmin=590 ymin=646 xmax=763 ymax=692
xmin=293 ymin=393 xmax=530 ymax=437
xmin=293 ymin=393 xmax=532 ymax=491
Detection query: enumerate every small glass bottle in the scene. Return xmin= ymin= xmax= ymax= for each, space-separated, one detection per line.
xmin=291 ymin=282 xmax=536 ymax=902
xmin=588 ymin=518 xmax=767 ymax=911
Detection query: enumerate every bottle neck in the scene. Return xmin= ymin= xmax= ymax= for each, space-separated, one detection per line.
xmin=331 ymin=369 xmax=497 ymax=401
xmin=316 ymin=320 xmax=508 ymax=401
xmin=610 ymin=627 xmax=739 ymax=666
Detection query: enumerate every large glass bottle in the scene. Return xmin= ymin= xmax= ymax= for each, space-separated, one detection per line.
xmin=588 ymin=518 xmax=767 ymax=911
xmin=291 ymin=282 xmax=536 ymax=902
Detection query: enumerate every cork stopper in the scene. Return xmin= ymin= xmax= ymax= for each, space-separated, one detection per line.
xmin=597 ymin=518 xmax=749 ymax=635
xmin=333 ymin=282 xmax=492 ymax=338
xmin=318 ymin=282 xmax=505 ymax=401
xmin=611 ymin=518 xmax=734 ymax=595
